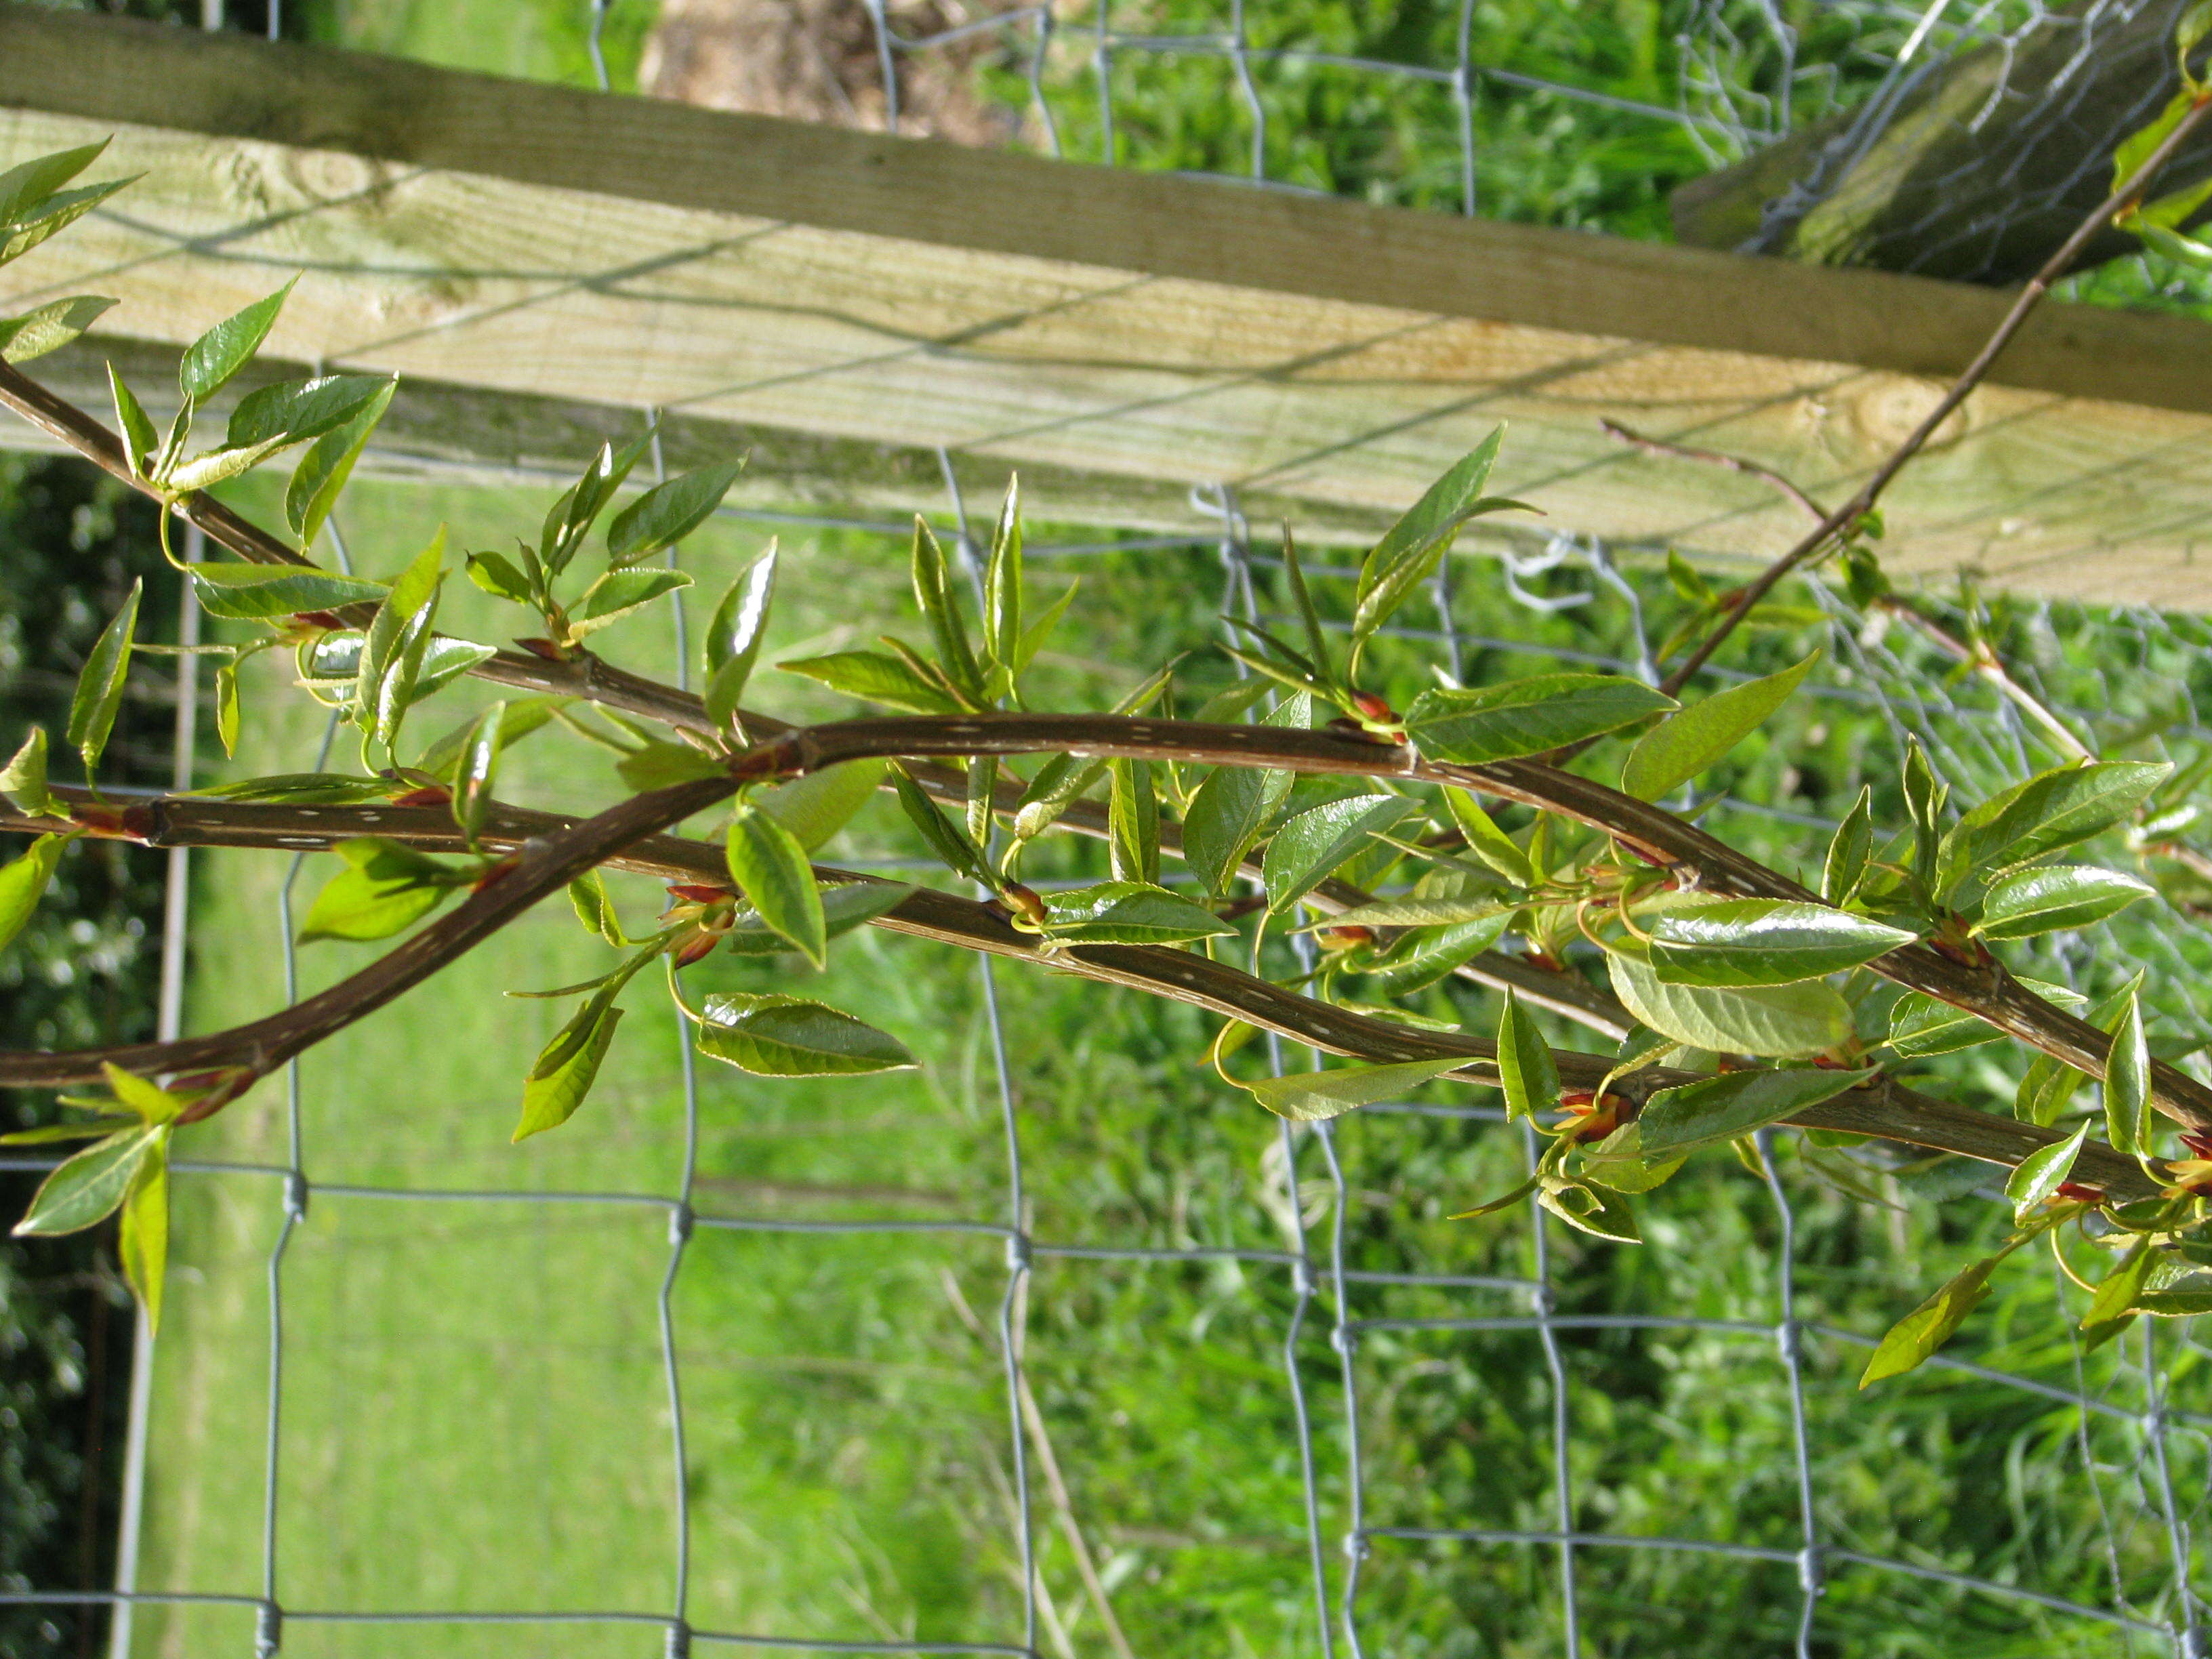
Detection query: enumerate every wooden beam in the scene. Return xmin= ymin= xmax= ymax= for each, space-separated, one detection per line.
xmin=6 ymin=7 xmax=2212 ymax=604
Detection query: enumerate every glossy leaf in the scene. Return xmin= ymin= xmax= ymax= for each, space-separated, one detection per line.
xmin=1860 ymin=1253 xmax=2004 ymax=1385
xmin=606 ymin=459 xmax=747 ymax=565
xmin=2006 ymin=1121 xmax=2091 ymax=1223
xmin=416 ymin=696 xmax=567 ymax=783
xmin=178 ymin=279 xmax=297 ymax=401
xmin=1 ymin=726 xmax=60 ymax=818
xmin=108 ymin=365 xmax=157 ymax=474
xmin=1975 ymin=864 xmax=2152 ymax=939
xmin=2081 ymin=1241 xmax=2155 ymax=1351
xmin=452 ymin=701 xmax=506 ymax=846
xmin=67 ymin=579 xmax=140 ymax=777
xmin=1636 ymin=1066 xmax=1875 ymax=1155
xmin=1107 ymin=758 xmax=1160 ymax=884
xmin=1887 ymin=993 xmax=2001 ymax=1057
xmin=286 ymin=377 xmax=395 ymax=551
xmin=755 ymin=758 xmax=886 ymax=852
xmin=614 ymin=740 xmax=726 ymax=792
xmin=1936 ymin=761 xmax=2169 ymax=897
xmin=1243 ymin=1056 xmax=1469 ymax=1123
xmin=910 ymin=518 xmax=983 ymax=700
xmin=1322 ymin=874 xmax=1512 ymax=928
xmin=890 ymin=764 xmax=989 ymax=885
xmin=117 ymin=1144 xmax=169 ymax=1332
xmin=2015 ymin=1053 xmax=2085 ymax=1128
xmin=724 ymin=879 xmax=913 ymax=955
xmin=541 ymin=433 xmax=652 ymax=575
xmin=696 ymin=993 xmax=916 ymax=1076
xmin=1623 ymin=652 xmax=1816 ymax=801
xmin=1010 ymin=753 xmax=1107 ymax=844
xmin=0 ymin=173 xmax=131 ymax=268
xmin=298 ymin=837 xmax=464 ymax=943
xmin=1646 ymin=899 xmax=1915 ymax=987
xmin=569 ymin=869 xmax=624 ymax=945
xmin=0 ymin=142 xmax=109 ymax=228
xmin=466 ymin=550 xmax=535 ymax=605
xmin=0 ymin=294 xmax=116 ymax=363
xmin=0 ymin=832 xmax=68 ymax=954
xmin=226 ymin=373 xmax=392 ymax=451
xmin=568 ymin=567 xmax=693 ymax=638
xmin=1822 ymin=786 xmax=1872 ymax=906
xmin=1540 ymin=1182 xmax=1642 ymax=1244
xmin=1181 ymin=703 xmax=1303 ymax=897
xmin=1609 ymin=952 xmax=1851 ymax=1059
xmin=1406 ymin=674 xmax=1674 ymax=765
xmin=12 ymin=1124 xmax=164 ymax=1236
xmin=195 ymin=773 xmax=401 ymax=805
xmin=1037 ymin=881 xmax=1234 ymax=945
xmin=1442 ymin=789 xmax=1533 ymax=886
xmin=514 ymin=993 xmax=625 ymax=1140
xmin=1262 ymin=794 xmax=1409 ymax=915
xmin=2106 ymin=987 xmax=2152 ymax=1159
xmin=1353 ymin=430 xmax=1515 ymax=643
xmin=984 ymin=476 xmax=1023 ymax=675
xmin=189 ymin=565 xmax=388 ymax=621
xmin=1361 ymin=914 xmax=1509 ymax=995
xmin=1496 ymin=989 xmax=1559 ymax=1122
xmin=779 ymin=649 xmax=963 ymax=715
xmin=703 ymin=544 xmax=778 ymax=731
xmin=725 ymin=802 xmax=826 ymax=968
xmin=355 ymin=532 xmax=446 ymax=752
xmin=1014 ymin=579 xmax=1078 ymax=676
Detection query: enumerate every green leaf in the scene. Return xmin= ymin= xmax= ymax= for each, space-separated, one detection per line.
xmin=605 ymin=459 xmax=746 ymax=565
xmin=541 ymin=434 xmax=653 ymax=575
xmin=703 ymin=544 xmax=779 ymax=731
xmin=286 ymin=378 xmax=395 ymax=552
xmin=910 ymin=518 xmax=983 ymax=701
xmin=1036 ymin=880 xmax=1234 ymax=945
xmin=1107 ymin=758 xmax=1160 ymax=884
xmin=1406 ymin=674 xmax=1675 ymax=765
xmin=724 ymin=878 xmax=912 ymax=955
xmin=984 ymin=476 xmax=1023 ymax=676
xmin=1821 ymin=786 xmax=1873 ymax=907
xmin=466 ymin=550 xmax=535 ymax=605
xmin=754 ymin=758 xmax=885 ymax=852
xmin=725 ymin=802 xmax=826 ymax=968
xmin=1014 ymin=579 xmax=1077 ymax=676
xmin=108 ymin=365 xmax=157 ymax=475
xmin=194 ymin=772 xmax=399 ymax=805
xmin=451 ymin=701 xmax=506 ymax=846
xmin=189 ymin=565 xmax=389 ymax=621
xmin=1860 ymin=1253 xmax=2005 ymax=1385
xmin=514 ymin=994 xmax=625 ymax=1140
xmin=1622 ymin=653 xmax=1816 ymax=801
xmin=178 ymin=279 xmax=297 ymax=402
xmin=779 ymin=649 xmax=963 ymax=715
xmin=1936 ymin=762 xmax=2169 ymax=899
xmin=164 ymin=436 xmax=297 ymax=495
xmin=1647 ymin=899 xmax=1916 ymax=987
xmin=1361 ymin=914 xmax=1509 ymax=995
xmin=416 ymin=695 xmax=566 ymax=783
xmin=696 ymin=993 xmax=916 ymax=1076
xmin=1975 ymin=865 xmax=2153 ymax=940
xmin=1496 ymin=988 xmax=1560 ymax=1122
xmin=2016 ymin=1054 xmax=2085 ymax=1128
xmin=569 ymin=566 xmax=693 ymax=638
xmin=298 ymin=837 xmax=465 ymax=943
xmin=0 ymin=832 xmax=68 ymax=953
xmin=1608 ymin=952 xmax=1851 ymax=1059
xmin=1539 ymin=1182 xmax=1642 ymax=1244
xmin=890 ymin=764 xmax=989 ymax=886
xmin=66 ymin=578 xmax=139 ymax=773
xmin=0 ymin=142 xmax=109 ymax=228
xmin=613 ymin=739 xmax=725 ymax=792
xmin=1010 ymin=754 xmax=1107 ymax=845
xmin=1636 ymin=1066 xmax=1875 ymax=1155
xmin=0 ymin=294 xmax=117 ymax=364
xmin=2114 ymin=89 xmax=2198 ymax=199
xmin=355 ymin=531 xmax=446 ymax=753
xmin=1 ymin=726 xmax=61 ymax=818
xmin=1441 ymin=790 xmax=1532 ymax=886
xmin=98 ymin=1062 xmax=186 ymax=1126
xmin=2106 ymin=988 xmax=2152 ymax=1159
xmin=0 ymin=1118 xmax=140 ymax=1146
xmin=1320 ymin=884 xmax=1511 ymax=928
xmin=2081 ymin=1240 xmax=2155 ymax=1351
xmin=1242 ymin=1056 xmax=1469 ymax=1123
xmin=1181 ymin=701 xmax=1303 ymax=897
xmin=1353 ymin=430 xmax=1522 ymax=644
xmin=2006 ymin=1121 xmax=2091 ymax=1223
xmin=117 ymin=1143 xmax=169 ymax=1332
xmin=1887 ymin=993 xmax=2001 ymax=1057
xmin=226 ymin=373 xmax=392 ymax=452
xmin=1263 ymin=794 xmax=1410 ymax=914
xmin=568 ymin=869 xmax=624 ymax=945
xmin=12 ymin=1124 xmax=164 ymax=1236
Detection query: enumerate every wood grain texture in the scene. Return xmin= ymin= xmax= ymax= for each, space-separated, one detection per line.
xmin=7 ymin=7 xmax=2212 ymax=601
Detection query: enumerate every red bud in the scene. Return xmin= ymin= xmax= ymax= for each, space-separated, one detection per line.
xmin=672 ymin=931 xmax=720 ymax=967
xmin=391 ymin=785 xmax=453 ymax=808
xmin=2056 ymin=1181 xmax=2106 ymax=1204
xmin=668 ymin=883 xmax=733 ymax=904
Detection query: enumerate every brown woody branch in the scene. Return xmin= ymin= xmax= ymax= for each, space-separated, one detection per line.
xmin=0 ymin=790 xmax=2162 ymax=1200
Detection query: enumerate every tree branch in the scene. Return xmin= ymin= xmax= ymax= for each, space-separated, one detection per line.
xmin=0 ymin=790 xmax=2163 ymax=1200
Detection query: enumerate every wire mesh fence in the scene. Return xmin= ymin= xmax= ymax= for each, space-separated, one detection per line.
xmin=0 ymin=0 xmax=2208 ymax=1653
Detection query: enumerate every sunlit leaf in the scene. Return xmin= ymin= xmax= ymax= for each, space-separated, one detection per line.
xmin=0 ymin=831 xmax=69 ymax=953
xmin=1622 ymin=653 xmax=1817 ymax=801
xmin=1037 ymin=880 xmax=1233 ymax=945
xmin=725 ymin=802 xmax=825 ymax=968
xmin=778 ymin=649 xmax=962 ymax=715
xmin=606 ymin=459 xmax=746 ymax=565
xmin=0 ymin=294 xmax=116 ymax=363
xmin=1242 ymin=1055 xmax=1469 ymax=1123
xmin=117 ymin=1142 xmax=169 ymax=1332
xmin=1496 ymin=988 xmax=1559 ymax=1122
xmin=1107 ymin=758 xmax=1160 ymax=884
xmin=696 ymin=993 xmax=915 ymax=1076
xmin=66 ymin=577 xmax=139 ymax=772
xmin=1822 ymin=785 xmax=1872 ymax=907
xmin=724 ymin=879 xmax=913 ymax=956
xmin=1975 ymin=865 xmax=2153 ymax=940
xmin=178 ymin=279 xmax=297 ymax=401
xmin=910 ymin=517 xmax=983 ymax=701
xmin=2081 ymin=1240 xmax=2154 ymax=1351
xmin=754 ymin=757 xmax=885 ymax=852
xmin=569 ymin=567 xmax=693 ymax=638
xmin=1936 ymin=762 xmax=2169 ymax=899
xmin=514 ymin=991 xmax=625 ymax=1140
xmin=452 ymin=700 xmax=506 ymax=846
xmin=1646 ymin=898 xmax=1915 ymax=987
xmin=703 ymin=544 xmax=778 ymax=732
xmin=298 ymin=837 xmax=466 ymax=943
xmin=1636 ymin=1066 xmax=1875 ymax=1155
xmin=1861 ymin=1252 xmax=2005 ymax=1386
xmin=1353 ymin=430 xmax=1523 ymax=644
xmin=11 ymin=1124 xmax=164 ymax=1236
xmin=1 ymin=726 xmax=61 ymax=818
xmin=1361 ymin=914 xmax=1509 ymax=995
xmin=2106 ymin=987 xmax=2151 ymax=1159
xmin=1263 ymin=794 xmax=1409 ymax=914
xmin=1441 ymin=789 xmax=1532 ymax=886
xmin=1406 ymin=674 xmax=1673 ymax=766
xmin=2005 ymin=1121 xmax=2091 ymax=1223
xmin=1609 ymin=951 xmax=1850 ymax=1059
xmin=287 ymin=378 xmax=396 ymax=552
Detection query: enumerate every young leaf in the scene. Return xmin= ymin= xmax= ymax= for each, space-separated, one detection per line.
xmin=1011 ymin=754 xmax=1108 ymax=846
xmin=1442 ymin=789 xmax=1533 ymax=887
xmin=984 ymin=477 xmax=1023 ymax=676
xmin=1406 ymin=675 xmax=1675 ymax=765
xmin=1860 ymin=1252 xmax=2005 ymax=1386
xmin=2006 ymin=1120 xmax=2091 ymax=1223
xmin=724 ymin=878 xmax=912 ymax=955
xmin=541 ymin=433 xmax=653 ymax=575
xmin=890 ymin=764 xmax=989 ymax=886
xmin=0 ymin=142 xmax=110 ymax=229
xmin=695 ymin=993 xmax=916 ymax=1076
xmin=1013 ymin=579 xmax=1077 ymax=676
xmin=614 ymin=740 xmax=726 ymax=792
xmin=11 ymin=1124 xmax=165 ymax=1237
xmin=226 ymin=373 xmax=392 ymax=453
xmin=514 ymin=992 xmax=626 ymax=1140
xmin=1496 ymin=988 xmax=1561 ymax=1122
xmin=189 ymin=565 xmax=390 ymax=621
xmin=568 ymin=567 xmax=693 ymax=638
xmin=2105 ymin=987 xmax=2152 ymax=1159
xmin=1821 ymin=786 xmax=1873 ymax=907
xmin=778 ymin=650 xmax=963 ymax=715
xmin=605 ymin=459 xmax=747 ymax=566
xmin=2016 ymin=1053 xmax=2085 ymax=1128
xmin=108 ymin=365 xmax=157 ymax=475
xmin=1901 ymin=740 xmax=1946 ymax=898
xmin=417 ymin=695 xmax=567 ymax=783
xmin=703 ymin=544 xmax=778 ymax=732
xmin=910 ymin=518 xmax=983 ymax=701
xmin=1622 ymin=652 xmax=1817 ymax=801
xmin=0 ymin=176 xmax=135 ymax=269
xmin=287 ymin=377 xmax=396 ymax=552
xmin=117 ymin=1143 xmax=170 ymax=1333
xmin=1636 ymin=1066 xmax=1876 ymax=1155
xmin=466 ymin=550 xmax=536 ymax=606
xmin=1361 ymin=914 xmax=1509 ymax=995
xmin=2081 ymin=1240 xmax=2155 ymax=1351
xmin=1936 ymin=761 xmax=2169 ymax=897
xmin=354 ymin=531 xmax=447 ymax=753
xmin=452 ymin=701 xmax=507 ymax=846
xmin=0 ymin=832 xmax=69 ymax=953
xmin=178 ymin=278 xmax=298 ymax=402
xmin=1263 ymin=794 xmax=1410 ymax=915
xmin=298 ymin=838 xmax=465 ymax=943
xmin=1353 ymin=429 xmax=1519 ymax=645
xmin=725 ymin=802 xmax=826 ymax=968
xmin=1280 ymin=528 xmax=1330 ymax=679
xmin=1242 ymin=1056 xmax=1470 ymax=1123
xmin=1646 ymin=899 xmax=1916 ymax=987
xmin=66 ymin=578 xmax=139 ymax=774
xmin=1538 ymin=1182 xmax=1643 ymax=1244
xmin=1107 ymin=758 xmax=1160 ymax=884
xmin=212 ymin=655 xmax=241 ymax=758
xmin=1035 ymin=882 xmax=1234 ymax=945
xmin=1974 ymin=865 xmax=2153 ymax=939
xmin=1608 ymin=952 xmax=1851 ymax=1059
xmin=1181 ymin=701 xmax=1304 ymax=897
xmin=754 ymin=758 xmax=886 ymax=852
xmin=0 ymin=294 xmax=117 ymax=364
xmin=1887 ymin=993 xmax=2001 ymax=1057
xmin=569 ymin=869 xmax=624 ymax=945
xmin=1 ymin=726 xmax=62 ymax=818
